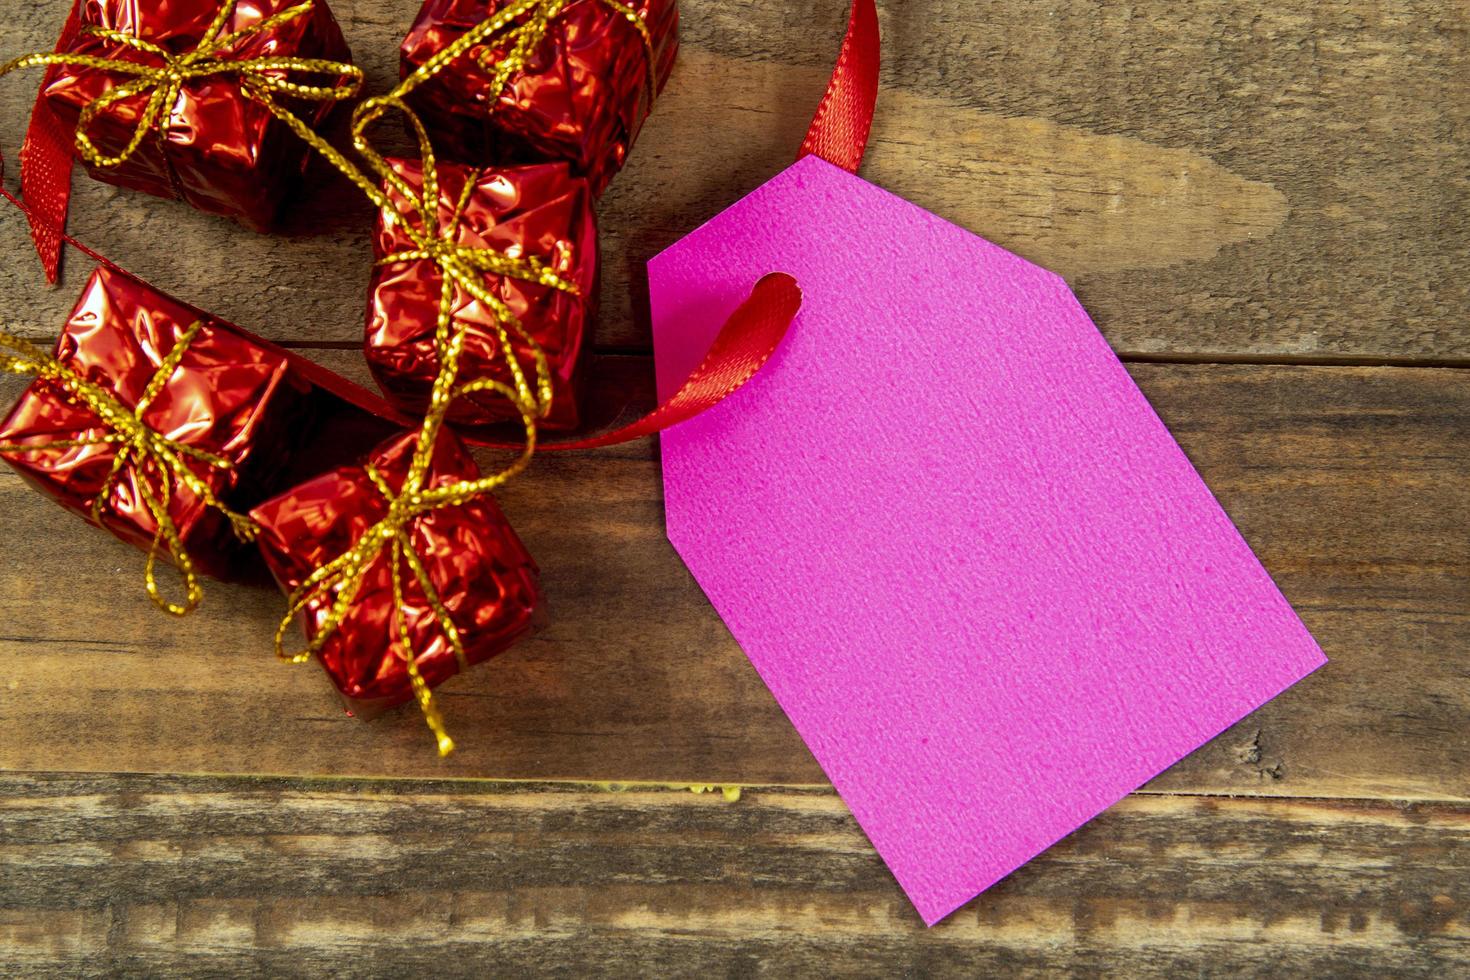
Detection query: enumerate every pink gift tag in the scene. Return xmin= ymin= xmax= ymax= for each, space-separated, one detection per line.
xmin=650 ymin=154 xmax=1326 ymax=925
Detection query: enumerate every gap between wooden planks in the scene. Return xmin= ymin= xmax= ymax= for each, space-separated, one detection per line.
xmin=0 ymin=354 xmax=1465 ymax=800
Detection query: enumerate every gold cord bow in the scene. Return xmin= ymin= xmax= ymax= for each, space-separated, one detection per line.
xmin=273 ymin=360 xmax=538 ymax=757
xmin=361 ymin=97 xmax=583 ymax=420
xmin=0 ymin=0 xmax=362 ymax=175
xmin=0 ymin=324 xmax=257 ymax=616
xmin=269 ymin=85 xmax=580 ymax=426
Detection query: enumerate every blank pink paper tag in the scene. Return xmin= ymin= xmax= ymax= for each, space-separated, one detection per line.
xmin=649 ymin=155 xmax=1327 ymax=926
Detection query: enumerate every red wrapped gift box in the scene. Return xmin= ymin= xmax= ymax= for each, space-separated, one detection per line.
xmin=38 ymin=0 xmax=356 ymax=229
xmin=366 ymin=156 xmax=597 ymax=431
xmin=399 ymin=0 xmax=678 ymax=195
xmin=251 ymin=428 xmax=544 ymax=723
xmin=0 ymin=264 xmax=308 ymax=598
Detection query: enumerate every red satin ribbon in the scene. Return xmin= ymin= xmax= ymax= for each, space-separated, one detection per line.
xmin=18 ymin=0 xmax=81 ymax=283
xmin=534 ymin=271 xmax=802 ymax=450
xmin=535 ymin=0 xmax=878 ymax=448
xmin=800 ymin=0 xmax=880 ymax=173
xmin=5 ymin=0 xmax=880 ymax=445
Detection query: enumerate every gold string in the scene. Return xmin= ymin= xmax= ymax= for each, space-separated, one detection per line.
xmin=261 ymin=4 xmax=651 ymax=754
xmin=0 ymin=0 xmax=363 ymax=177
xmin=255 ymin=57 xmax=557 ymax=755
xmin=0 ymin=324 xmax=258 ymax=616
xmin=3 ymin=0 xmax=658 ymax=753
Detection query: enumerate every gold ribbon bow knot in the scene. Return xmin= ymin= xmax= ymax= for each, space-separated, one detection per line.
xmin=0 ymin=0 xmax=363 ymax=173
xmin=366 ymin=104 xmax=585 ymax=425
xmin=0 ymin=323 xmax=258 ymax=616
xmin=275 ymin=359 xmax=538 ymax=757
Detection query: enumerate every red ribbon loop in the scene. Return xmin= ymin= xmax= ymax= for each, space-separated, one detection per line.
xmin=533 ymin=272 xmax=802 ymax=450
xmin=535 ymin=0 xmax=879 ymax=446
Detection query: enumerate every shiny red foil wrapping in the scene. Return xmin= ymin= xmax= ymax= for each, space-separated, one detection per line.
xmin=0 ymin=265 xmax=307 ymax=577
xmin=39 ymin=0 xmax=354 ymax=229
xmin=250 ymin=429 xmax=544 ymax=718
xmin=366 ymin=156 xmax=597 ymax=430
xmin=399 ymin=0 xmax=678 ymax=196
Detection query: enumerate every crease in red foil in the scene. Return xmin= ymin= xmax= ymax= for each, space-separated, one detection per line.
xmin=399 ymin=0 xmax=678 ymax=196
xmin=0 ymin=264 xmax=307 ymax=579
xmin=38 ymin=0 xmax=355 ymax=229
xmin=251 ymin=428 xmax=544 ymax=718
xmin=366 ymin=156 xmax=598 ymax=431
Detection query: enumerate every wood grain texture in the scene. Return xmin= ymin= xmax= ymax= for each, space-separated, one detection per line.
xmin=0 ymin=0 xmax=1465 ymax=359
xmin=0 ymin=0 xmax=1464 ymax=970
xmin=1 ymin=357 xmax=1466 ymax=797
xmin=1 ymin=772 xmax=1467 ymax=977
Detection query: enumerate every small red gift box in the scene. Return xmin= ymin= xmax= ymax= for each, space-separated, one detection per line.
xmin=399 ymin=0 xmax=678 ymax=195
xmin=366 ymin=156 xmax=597 ymax=431
xmin=38 ymin=0 xmax=356 ymax=229
xmin=0 ymin=265 xmax=308 ymax=609
xmin=251 ymin=428 xmax=544 ymax=727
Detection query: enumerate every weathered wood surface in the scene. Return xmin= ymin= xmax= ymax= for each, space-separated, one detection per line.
xmin=2 ymin=358 xmax=1466 ymax=797
xmin=1 ymin=773 xmax=1467 ymax=977
xmin=1 ymin=0 xmax=1467 ymax=359
xmin=0 ymin=0 xmax=1465 ymax=973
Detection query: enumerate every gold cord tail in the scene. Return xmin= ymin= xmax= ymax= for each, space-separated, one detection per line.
xmin=0 ymin=324 xmax=258 ymax=616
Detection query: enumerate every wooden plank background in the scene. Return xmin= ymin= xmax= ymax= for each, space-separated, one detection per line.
xmin=3 ymin=774 xmax=1467 ymax=976
xmin=0 ymin=0 xmax=1466 ymax=974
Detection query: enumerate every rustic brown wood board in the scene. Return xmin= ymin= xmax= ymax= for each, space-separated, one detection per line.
xmin=0 ymin=0 xmax=1466 ymax=974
